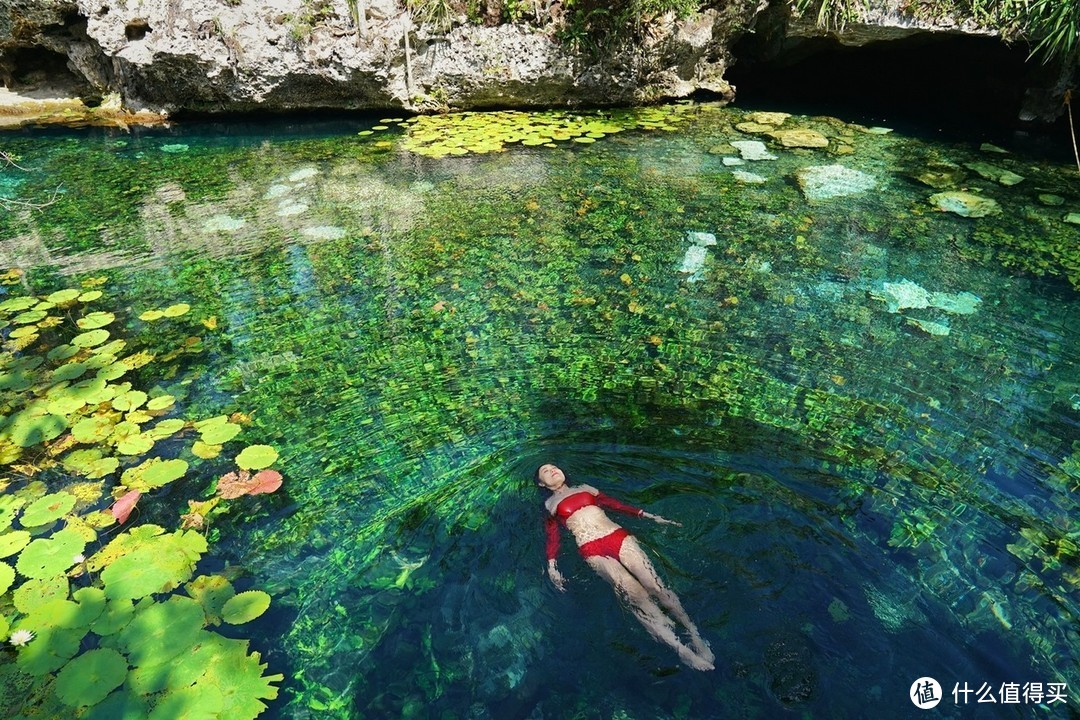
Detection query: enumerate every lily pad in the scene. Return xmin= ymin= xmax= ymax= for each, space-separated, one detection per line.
xmin=16 ymin=528 xmax=86 ymax=579
xmin=15 ymin=623 xmax=85 ymax=676
xmin=187 ymin=575 xmax=236 ymax=625
xmin=5 ymin=410 xmax=67 ymax=448
xmin=146 ymin=395 xmax=176 ymax=412
xmin=113 ymin=390 xmax=148 ymax=412
xmin=192 ymin=441 xmax=222 ymax=459
xmin=78 ymin=290 xmax=104 ymax=303
xmin=52 ymin=362 xmax=88 ymax=382
xmin=84 ymin=690 xmax=148 ymax=720
xmin=139 ymin=310 xmax=164 ymax=321
xmin=221 ymin=590 xmax=272 ymax=625
xmin=200 ymin=422 xmax=241 ymax=445
xmin=46 ymin=289 xmax=81 ymax=305
xmin=102 ymin=530 xmax=206 ymax=600
xmin=147 ymin=418 xmax=185 ymax=439
xmin=90 ymin=597 xmax=135 ymax=636
xmin=236 ymin=445 xmax=278 ymax=470
xmin=13 ymin=309 xmax=47 ymax=324
xmin=72 ymin=415 xmax=115 ymax=444
xmin=116 ymin=434 xmax=154 ymax=456
xmin=72 ymin=329 xmax=110 ymax=348
xmin=0 ymin=530 xmax=31 ymax=558
xmin=121 ymin=458 xmax=188 ymax=490
xmin=55 ymin=648 xmax=129 ymax=707
xmin=119 ymin=595 xmax=206 ymax=665
xmin=20 ymin=492 xmax=77 ymax=527
xmin=13 ymin=575 xmax=69 ymax=613
xmin=162 ymin=303 xmax=191 ymax=318
xmin=76 ymin=311 xmax=116 ymax=330
xmin=0 ymin=561 xmax=13 ymax=594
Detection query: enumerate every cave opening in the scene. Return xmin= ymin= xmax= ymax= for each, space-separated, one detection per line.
xmin=0 ymin=46 xmax=81 ymax=90
xmin=726 ymin=28 xmax=1053 ymax=144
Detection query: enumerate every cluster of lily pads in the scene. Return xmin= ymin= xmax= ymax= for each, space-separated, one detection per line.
xmin=0 ymin=274 xmax=284 ymax=718
xmin=360 ymin=105 xmax=696 ymax=158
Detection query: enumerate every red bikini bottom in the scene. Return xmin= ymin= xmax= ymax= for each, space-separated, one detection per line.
xmin=577 ymin=528 xmax=630 ymax=560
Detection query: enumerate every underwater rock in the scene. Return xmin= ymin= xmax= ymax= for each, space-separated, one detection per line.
xmin=768 ymin=129 xmax=829 ymax=148
xmin=874 ymin=279 xmax=929 ymax=312
xmin=277 ymin=202 xmax=309 ymax=217
xmin=833 ymin=144 xmax=855 ymax=155
xmin=905 ymin=317 xmax=950 ymax=336
xmin=679 ymin=245 xmax=709 ymax=278
xmin=264 ymin=184 xmax=291 ymax=199
xmin=203 ymin=214 xmax=246 ymax=232
xmin=964 ymin=161 xmax=1024 ymax=186
xmin=863 ymin=127 xmax=893 ymax=135
xmin=828 ymin=598 xmax=850 ymax=623
xmin=687 ymin=231 xmax=717 ymax=246
xmin=794 ymin=164 xmax=876 ymax=201
xmin=1064 ymin=213 xmax=1080 ymax=225
xmin=928 ymin=191 xmax=1000 ymax=218
xmin=722 ymin=157 xmax=745 ymax=166
xmin=980 ymin=143 xmax=1009 ymax=154
xmin=1037 ymin=194 xmax=1064 ymax=207
xmin=302 ymin=226 xmax=347 ymax=240
xmin=732 ymin=170 xmax=766 ymax=184
xmin=745 ymin=111 xmax=790 ymax=126
xmin=289 ymin=168 xmax=320 ymax=182
xmin=764 ymin=635 xmax=816 ymax=705
xmin=708 ymin=144 xmax=737 ymax=155
xmin=734 ymin=122 xmax=774 ymax=135
xmin=927 ymin=290 xmax=981 ymax=315
xmin=912 ymin=161 xmax=965 ymax=190
xmin=160 ymin=143 xmax=189 ymax=153
xmin=730 ymin=140 xmax=777 ymax=161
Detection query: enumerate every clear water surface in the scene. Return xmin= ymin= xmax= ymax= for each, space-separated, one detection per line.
xmin=0 ymin=104 xmax=1078 ymax=719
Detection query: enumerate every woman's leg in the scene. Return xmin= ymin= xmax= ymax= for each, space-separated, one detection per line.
xmin=617 ymin=537 xmax=715 ymax=663
xmin=586 ymin=554 xmax=714 ymax=671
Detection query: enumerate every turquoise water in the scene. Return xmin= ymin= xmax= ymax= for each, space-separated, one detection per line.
xmin=1 ymin=105 xmax=1078 ymax=718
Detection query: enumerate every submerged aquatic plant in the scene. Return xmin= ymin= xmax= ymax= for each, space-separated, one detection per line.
xmin=0 ymin=276 xmax=286 ymax=717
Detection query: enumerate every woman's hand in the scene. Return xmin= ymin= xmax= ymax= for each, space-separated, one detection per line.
xmin=643 ymin=511 xmax=682 ymax=527
xmin=547 ymin=562 xmax=567 ymax=591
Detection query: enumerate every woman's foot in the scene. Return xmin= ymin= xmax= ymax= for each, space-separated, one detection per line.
xmin=677 ymin=644 xmax=715 ymax=671
xmin=689 ymin=632 xmax=715 ymax=664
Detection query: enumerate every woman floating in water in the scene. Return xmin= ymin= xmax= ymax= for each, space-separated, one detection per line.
xmin=536 ymin=463 xmax=715 ymax=671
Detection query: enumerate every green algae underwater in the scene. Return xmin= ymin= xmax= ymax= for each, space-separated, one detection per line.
xmin=0 ymin=103 xmax=1078 ymax=718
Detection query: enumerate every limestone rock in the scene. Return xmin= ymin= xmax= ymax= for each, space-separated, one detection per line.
xmin=722 ymin=157 xmax=745 ymax=166
xmin=1065 ymin=213 xmax=1080 ymax=225
xmin=745 ymin=111 xmax=789 ymax=126
xmin=964 ymin=161 xmax=1024 ymax=186
xmin=929 ymin=191 xmax=1000 ymax=218
xmin=874 ymin=279 xmax=929 ymax=313
xmin=1037 ymin=194 xmax=1064 ymax=207
xmin=913 ymin=161 xmax=965 ymax=190
xmin=906 ymin=317 xmax=950 ymax=336
xmin=686 ymin=231 xmax=717 ymax=246
xmin=767 ymin=128 xmax=829 ymax=148
xmin=730 ymin=140 xmax=777 ymax=161
xmin=732 ymin=170 xmax=766 ymax=184
xmin=735 ymin=122 xmax=774 ymax=134
xmin=794 ymin=164 xmax=876 ymax=201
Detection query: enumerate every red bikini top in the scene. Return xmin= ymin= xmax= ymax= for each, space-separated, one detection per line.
xmin=554 ymin=490 xmax=598 ymax=520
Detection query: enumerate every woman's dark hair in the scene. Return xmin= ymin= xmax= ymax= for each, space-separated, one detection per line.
xmin=534 ymin=465 xmax=543 ymax=486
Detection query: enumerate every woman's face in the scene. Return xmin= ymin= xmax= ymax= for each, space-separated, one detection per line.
xmin=536 ymin=464 xmax=567 ymax=490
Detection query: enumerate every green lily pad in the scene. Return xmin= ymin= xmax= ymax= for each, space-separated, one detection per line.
xmin=5 ymin=410 xmax=67 ymax=448
xmin=147 ymin=682 xmax=224 ymax=720
xmin=102 ymin=530 xmax=206 ymax=600
xmin=0 ymin=370 xmax=33 ymax=391
xmin=221 ymin=590 xmax=271 ymax=624
xmin=55 ymin=648 xmax=129 ymax=707
xmin=15 ymin=623 xmax=86 ymax=676
xmin=47 ymin=393 xmax=87 ymax=416
xmin=9 ymin=324 xmax=39 ymax=338
xmin=119 ymin=595 xmax=206 ymax=666
xmin=187 ymin=575 xmax=236 ymax=625
xmin=76 ymin=311 xmax=116 ymax=330
xmin=72 ymin=329 xmax=110 ymax=348
xmin=116 ymin=434 xmax=154 ymax=456
xmin=0 ymin=613 xmax=8 ymax=640
xmin=13 ymin=309 xmax=46 ymax=324
xmin=0 ymin=561 xmax=13 ymax=594
xmin=90 ymin=597 xmax=135 ymax=636
xmin=78 ymin=290 xmax=104 ymax=303
xmin=13 ymin=575 xmax=69 ymax=613
xmin=147 ymin=418 xmax=185 ymax=439
xmin=16 ymin=528 xmax=85 ymax=579
xmin=29 ymin=587 xmax=105 ymax=629
xmin=0 ymin=530 xmax=31 ymax=558
xmin=95 ymin=362 xmax=129 ymax=381
xmin=139 ymin=309 xmax=164 ymax=321
xmin=0 ymin=496 xmax=25 ymax=530
xmin=83 ymin=690 xmax=147 ymax=720
xmin=200 ymin=422 xmax=241 ymax=445
xmin=0 ymin=296 xmax=37 ymax=312
xmin=236 ymin=445 xmax=278 ymax=470
xmin=121 ymin=457 xmax=188 ymax=490
xmin=20 ymin=492 xmax=77 ymax=527
xmin=127 ymin=628 xmax=219 ymax=693
xmin=94 ymin=338 xmax=127 ymax=356
xmin=145 ymin=395 xmax=176 ymax=412
xmin=192 ymin=441 xmax=222 ymax=459
xmin=112 ymin=390 xmax=148 ymax=412
xmin=194 ymin=415 xmax=229 ymax=429
xmin=72 ymin=416 xmax=115 ymax=444
xmin=47 ymin=344 xmax=79 ymax=361
xmin=162 ymin=303 xmax=191 ymax=318
xmin=46 ymin=289 xmax=81 ymax=305
xmin=52 ymin=362 xmax=88 ymax=382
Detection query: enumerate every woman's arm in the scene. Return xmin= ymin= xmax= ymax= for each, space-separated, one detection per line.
xmin=595 ymin=490 xmax=682 ymax=526
xmin=545 ymin=515 xmax=567 ymax=591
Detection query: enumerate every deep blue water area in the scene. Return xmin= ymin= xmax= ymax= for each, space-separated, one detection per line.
xmin=0 ymin=102 xmax=1078 ymax=719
